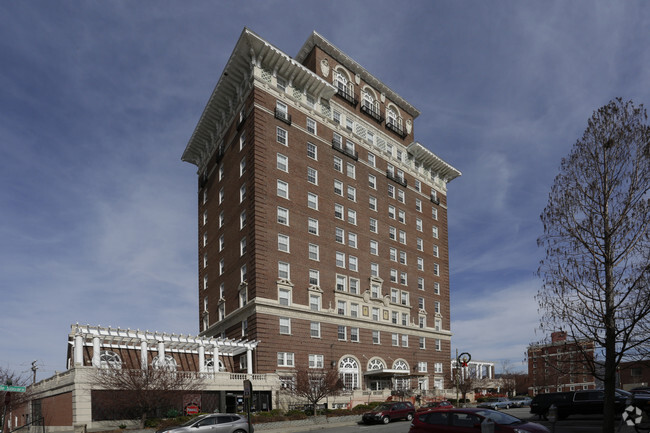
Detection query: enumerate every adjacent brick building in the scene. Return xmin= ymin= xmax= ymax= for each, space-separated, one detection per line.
xmin=182 ymin=28 xmax=461 ymax=394
xmin=527 ymin=331 xmax=596 ymax=395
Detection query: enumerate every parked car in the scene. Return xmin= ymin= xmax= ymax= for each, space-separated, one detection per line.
xmin=530 ymin=388 xmax=650 ymax=419
xmin=409 ymin=407 xmax=549 ymax=433
xmin=511 ymin=396 xmax=532 ymax=408
xmin=477 ymin=397 xmax=514 ymax=410
xmin=156 ymin=414 xmax=252 ymax=433
xmin=362 ymin=401 xmax=416 ymax=424
xmin=417 ymin=401 xmax=454 ymax=412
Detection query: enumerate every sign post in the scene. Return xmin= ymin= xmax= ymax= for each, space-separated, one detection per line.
xmin=243 ymin=380 xmax=252 ymax=432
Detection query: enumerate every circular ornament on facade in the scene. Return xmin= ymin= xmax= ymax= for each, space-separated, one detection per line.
xmin=320 ymin=59 xmax=330 ymax=78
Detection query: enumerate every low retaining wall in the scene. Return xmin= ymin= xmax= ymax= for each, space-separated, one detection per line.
xmin=251 ymin=415 xmax=361 ymax=431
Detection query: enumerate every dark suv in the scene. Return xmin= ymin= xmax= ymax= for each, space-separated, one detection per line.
xmin=362 ymin=401 xmax=415 ymax=424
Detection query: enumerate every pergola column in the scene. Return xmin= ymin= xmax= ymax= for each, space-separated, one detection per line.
xmin=140 ymin=340 xmax=148 ymax=370
xmin=246 ymin=348 xmax=253 ymax=374
xmin=92 ymin=337 xmax=101 ymax=367
xmin=213 ymin=345 xmax=220 ymax=371
xmin=74 ymin=334 xmax=84 ymax=366
xmin=198 ymin=344 xmax=205 ymax=373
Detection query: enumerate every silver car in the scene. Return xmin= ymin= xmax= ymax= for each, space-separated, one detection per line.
xmin=157 ymin=414 xmax=252 ymax=433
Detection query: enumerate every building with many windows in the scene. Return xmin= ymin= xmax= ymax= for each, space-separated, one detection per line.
xmin=528 ymin=331 xmax=597 ymax=395
xmin=181 ymin=29 xmax=460 ymax=395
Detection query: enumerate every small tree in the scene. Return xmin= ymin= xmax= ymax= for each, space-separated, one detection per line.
xmin=537 ymin=98 xmax=650 ymax=433
xmin=93 ymin=366 xmax=204 ymax=427
xmin=1 ymin=366 xmax=30 ymax=432
xmin=286 ymin=367 xmax=343 ymax=416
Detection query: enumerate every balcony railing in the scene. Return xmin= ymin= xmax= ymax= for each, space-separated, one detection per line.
xmin=274 ymin=108 xmax=292 ymax=126
xmin=332 ymin=139 xmax=359 ymax=161
xmin=386 ymin=170 xmax=407 ymax=187
xmin=360 ymin=103 xmax=384 ymax=124
xmin=386 ymin=120 xmax=407 ymax=139
xmin=337 ymin=88 xmax=358 ymax=107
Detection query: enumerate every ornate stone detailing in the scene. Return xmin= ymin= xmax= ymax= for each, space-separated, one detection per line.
xmin=320 ymin=58 xmax=330 ymax=78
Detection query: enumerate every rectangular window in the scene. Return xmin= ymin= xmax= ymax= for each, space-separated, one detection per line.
xmin=387 ymin=184 xmax=395 ymax=198
xmin=309 ymin=354 xmax=324 ymax=368
xmin=347 ymin=209 xmax=357 ymax=225
xmin=276 ymin=78 xmax=287 ymax=92
xmin=348 ymin=232 xmax=357 ymax=248
xmin=416 ymin=218 xmax=423 ymax=231
xmin=307 ymin=142 xmax=317 ymax=160
xmin=307 ymin=192 xmax=319 ymax=210
xmin=309 ymin=269 xmax=320 ymax=287
xmin=369 ymin=196 xmax=377 ymax=211
xmin=401 ymin=335 xmax=409 ymax=347
xmin=417 ymin=238 xmax=423 ymax=251
xmin=349 ymin=278 xmax=359 ymax=294
xmin=239 ymin=130 xmax=246 ymax=150
xmin=278 ymin=234 xmax=290 ymax=252
xmin=277 ymin=207 xmax=289 ymax=225
xmin=391 ymin=288 xmax=398 ymax=303
xmin=334 ymin=179 xmax=343 ymax=196
xmin=372 ymin=330 xmax=380 ymax=344
xmin=417 ymin=257 xmax=424 ymax=270
xmin=334 ymin=203 xmax=344 ymax=220
xmin=388 ymin=205 xmax=396 ymax=220
xmin=435 ymin=363 xmax=443 ymax=373
xmin=239 ymin=184 xmax=246 ymax=203
xmin=278 ymin=261 xmax=290 ymax=280
xmin=372 ymin=307 xmax=380 ymax=321
xmin=398 ymin=209 xmax=406 ymax=224
xmin=219 ymin=187 xmax=224 ymax=204
xmin=370 ymin=262 xmax=379 ymax=277
xmin=333 ymin=156 xmax=343 ymax=172
xmin=307 ymin=167 xmax=318 ymax=185
xmin=350 ymin=327 xmax=359 ymax=342
xmin=239 ymin=158 xmax=246 ymax=177
xmin=397 ymin=189 xmax=405 ymax=203
xmin=418 ymin=277 xmax=425 ymax=291
xmin=310 ymin=322 xmax=321 ymax=338
xmin=420 ymin=337 xmax=426 ymax=349
xmin=419 ymin=316 xmax=426 ymax=329
xmin=240 ymin=237 xmax=246 ymax=256
xmin=433 ymin=263 xmax=440 ymax=276
xmin=435 ymin=301 xmax=441 ymax=314
xmin=389 ymin=226 xmax=396 ymax=240
xmin=368 ymin=174 xmax=376 ymax=189
xmin=335 ymin=227 xmax=344 ymax=244
xmin=336 ymin=274 xmax=347 ymax=292
xmin=219 ymin=234 xmax=224 ymax=251
xmin=308 ymin=243 xmax=320 ymax=261
xmin=240 ymin=210 xmax=246 ymax=229
xmin=337 ymin=300 xmax=346 ymax=316
xmin=392 ymin=311 xmax=398 ymax=324
xmin=392 ymin=333 xmax=399 ymax=346
xmin=368 ymin=152 xmax=376 ymax=167
xmin=414 ymin=180 xmax=421 ymax=192
xmin=433 ymin=244 xmax=439 ymax=257
xmin=278 ymin=288 xmax=291 ymax=306
xmin=277 ymin=352 xmax=294 ymax=367
xmin=276 ymin=126 xmax=287 ymax=145
xmin=399 ymin=230 xmax=406 ymax=244
xmin=338 ymin=325 xmax=346 ymax=341
xmin=372 ymin=285 xmax=380 ymax=299
xmin=306 ymin=117 xmax=317 ymax=134
xmin=350 ymin=302 xmax=359 ymax=317
xmin=203 ymin=210 xmax=207 ymax=226
xmin=415 ymin=198 xmax=422 ymax=212
xmin=399 ymin=251 xmax=407 ymax=265
xmin=309 ymin=293 xmax=320 ymax=310
xmin=277 ymin=180 xmax=289 ymax=199
xmin=432 ymin=207 xmax=438 ymax=220
xmin=336 ymin=252 xmax=346 ymax=268
xmin=390 ymin=248 xmax=397 ymax=262
xmin=402 ymin=313 xmax=408 ymax=326
xmin=369 ymin=218 xmax=378 ymax=233
xmin=432 ymin=226 xmax=439 ymax=238
xmin=308 ymin=218 xmax=319 ymax=235
xmin=418 ymin=297 xmax=425 ymax=310
xmin=347 ymin=185 xmax=356 ymax=202
xmin=370 ymin=240 xmax=378 ymax=255
xmin=349 ymin=255 xmax=358 ymax=272
xmin=279 ymin=317 xmax=291 ymax=335
xmin=434 ymin=282 xmax=440 ymax=294
xmin=346 ymin=162 xmax=356 ymax=179
xmin=277 ymin=153 xmax=288 ymax=171
xmin=419 ymin=362 xmax=428 ymax=373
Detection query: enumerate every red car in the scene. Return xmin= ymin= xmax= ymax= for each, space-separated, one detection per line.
xmin=409 ymin=407 xmax=549 ymax=433
xmin=416 ymin=401 xmax=454 ymax=412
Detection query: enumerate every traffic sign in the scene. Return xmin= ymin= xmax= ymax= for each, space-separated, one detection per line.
xmin=1 ymin=385 xmax=26 ymax=392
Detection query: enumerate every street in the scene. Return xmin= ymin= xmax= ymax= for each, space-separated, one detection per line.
xmin=268 ymin=407 xmax=642 ymax=433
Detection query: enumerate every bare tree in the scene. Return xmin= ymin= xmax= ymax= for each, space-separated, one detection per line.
xmin=456 ymin=374 xmax=475 ymax=404
xmin=93 ymin=367 xmax=204 ymax=427
xmin=1 ymin=366 xmax=30 ymax=432
xmin=537 ymin=98 xmax=650 ymax=433
xmin=284 ymin=367 xmax=342 ymax=416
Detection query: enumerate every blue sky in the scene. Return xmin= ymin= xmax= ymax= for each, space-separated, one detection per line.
xmin=2 ymin=1 xmax=649 ymax=381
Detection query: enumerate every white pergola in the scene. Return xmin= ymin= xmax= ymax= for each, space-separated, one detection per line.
xmin=69 ymin=324 xmax=259 ymax=374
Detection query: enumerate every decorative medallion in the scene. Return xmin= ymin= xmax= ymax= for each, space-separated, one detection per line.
xmin=320 ymin=59 xmax=330 ymax=78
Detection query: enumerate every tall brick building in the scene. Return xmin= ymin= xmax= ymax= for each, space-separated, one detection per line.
xmin=181 ymin=29 xmax=460 ymax=393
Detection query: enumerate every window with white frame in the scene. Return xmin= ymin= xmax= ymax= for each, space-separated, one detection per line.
xmin=420 ymin=337 xmax=426 ymax=349
xmin=369 ymin=174 xmax=376 ymax=189
xmin=433 ymin=244 xmax=439 ymax=257
xmin=307 ymin=142 xmax=317 ymax=160
xmin=433 ymin=263 xmax=440 ymax=276
xmin=310 ymin=322 xmax=321 ymax=338
xmin=307 ymin=167 xmax=318 ymax=185
xmin=276 ymin=77 xmax=287 ymax=92
xmin=399 ymin=230 xmax=406 ymax=244
xmin=279 ymin=317 xmax=291 ymax=334
xmin=391 ymin=288 xmax=398 ymax=303
xmin=278 ymin=234 xmax=289 ymax=252
xmin=401 ymin=291 xmax=409 ymax=306
xmin=434 ymin=282 xmax=440 ymax=294
xmin=389 ymin=226 xmax=396 ymax=240
xmin=401 ymin=334 xmax=409 ymax=347
xmin=397 ymin=189 xmax=405 ymax=203
xmin=239 ymin=130 xmax=246 ymax=150
xmin=418 ymin=297 xmax=425 ymax=310
xmin=333 ymin=156 xmax=343 ymax=172
xmin=337 ymin=300 xmax=346 ymax=315
xmin=346 ymin=162 xmax=355 ymax=179
xmin=278 ymin=261 xmax=290 ymax=280
xmin=348 ymin=232 xmax=357 ymax=248
xmin=349 ymin=255 xmax=358 ymax=271
xmin=417 ymin=238 xmax=423 ymax=251
xmin=416 ymin=218 xmax=423 ymax=232
xmin=308 ymin=243 xmax=320 ymax=261
xmin=392 ymin=333 xmax=399 ymax=346
xmin=218 ymin=259 xmax=224 ymax=275
xmin=239 ymin=158 xmax=246 ymax=177
xmin=435 ymin=301 xmax=441 ymax=314
xmin=414 ymin=179 xmax=421 ymax=192
xmin=417 ymin=257 xmax=424 ymax=270
xmin=400 ymin=271 xmax=407 ymax=285
xmin=419 ymin=316 xmax=426 ymax=329
xmin=368 ymin=152 xmax=376 ymax=167
xmin=240 ymin=237 xmax=246 ymax=256
xmin=277 ymin=180 xmax=288 ymax=199
xmin=309 ymin=269 xmax=320 ymax=287
xmin=239 ymin=184 xmax=246 ymax=203
xmin=203 ymin=210 xmax=207 ymax=226
xmin=418 ymin=277 xmax=425 ymax=291
xmin=399 ymin=251 xmax=407 ymax=265
xmin=278 ymin=288 xmax=291 ymax=306
xmin=372 ymin=307 xmax=380 ymax=321
xmin=219 ymin=210 xmax=224 ymax=228
xmin=418 ymin=362 xmax=428 ymax=373
xmin=372 ymin=330 xmax=380 ymax=344
xmin=309 ymin=293 xmax=321 ymax=310
xmin=336 ymin=252 xmax=346 ymax=268
xmin=350 ymin=302 xmax=359 ymax=317
xmin=276 ymin=153 xmax=288 ymax=171
xmin=398 ymin=209 xmax=406 ymax=224
xmin=347 ymin=209 xmax=357 ymax=225
xmin=309 ymin=354 xmax=324 ymax=368
xmin=308 ymin=218 xmax=319 ymax=235
xmin=432 ymin=207 xmax=438 ymax=220
xmin=277 ymin=352 xmax=294 ymax=367
xmin=338 ymin=325 xmax=346 ymax=340
xmin=349 ymin=278 xmax=359 ymax=294
xmin=371 ymin=284 xmax=380 ymax=299
xmin=350 ymin=327 xmax=359 ymax=342
xmin=219 ymin=234 xmax=224 ymax=251
xmin=347 ymin=185 xmax=356 ymax=202
xmin=392 ymin=311 xmax=398 ymax=324
xmin=203 ymin=275 xmax=208 ymax=291
xmin=390 ymin=269 xmax=398 ymax=282
xmin=334 ymin=203 xmax=344 ymax=220
xmin=387 ymin=184 xmax=395 ymax=198
xmin=370 ymin=240 xmax=378 ymax=255
xmin=277 ymin=207 xmax=289 ymax=225
xmin=435 ymin=362 xmax=443 ymax=373
xmin=369 ymin=218 xmax=378 ymax=233
xmin=307 ymin=117 xmax=317 ymax=134
xmin=219 ymin=187 xmax=224 ymax=204
xmin=435 ymin=318 xmax=442 ymax=331
xmin=276 ymin=126 xmax=287 ymax=145
xmin=388 ymin=205 xmax=396 ymax=220
xmin=370 ymin=262 xmax=379 ymax=277
xmin=240 ymin=264 xmax=247 ymax=283
xmin=335 ymin=227 xmax=344 ymax=244
xmin=336 ymin=274 xmax=347 ymax=292
xmin=432 ymin=226 xmax=439 ymax=238
xmin=334 ymin=179 xmax=343 ymax=196
xmin=415 ymin=198 xmax=422 ymax=212
xmin=307 ymin=192 xmax=318 ymax=210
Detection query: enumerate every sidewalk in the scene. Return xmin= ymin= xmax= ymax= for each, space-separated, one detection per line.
xmin=253 ymin=415 xmax=361 ymax=432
